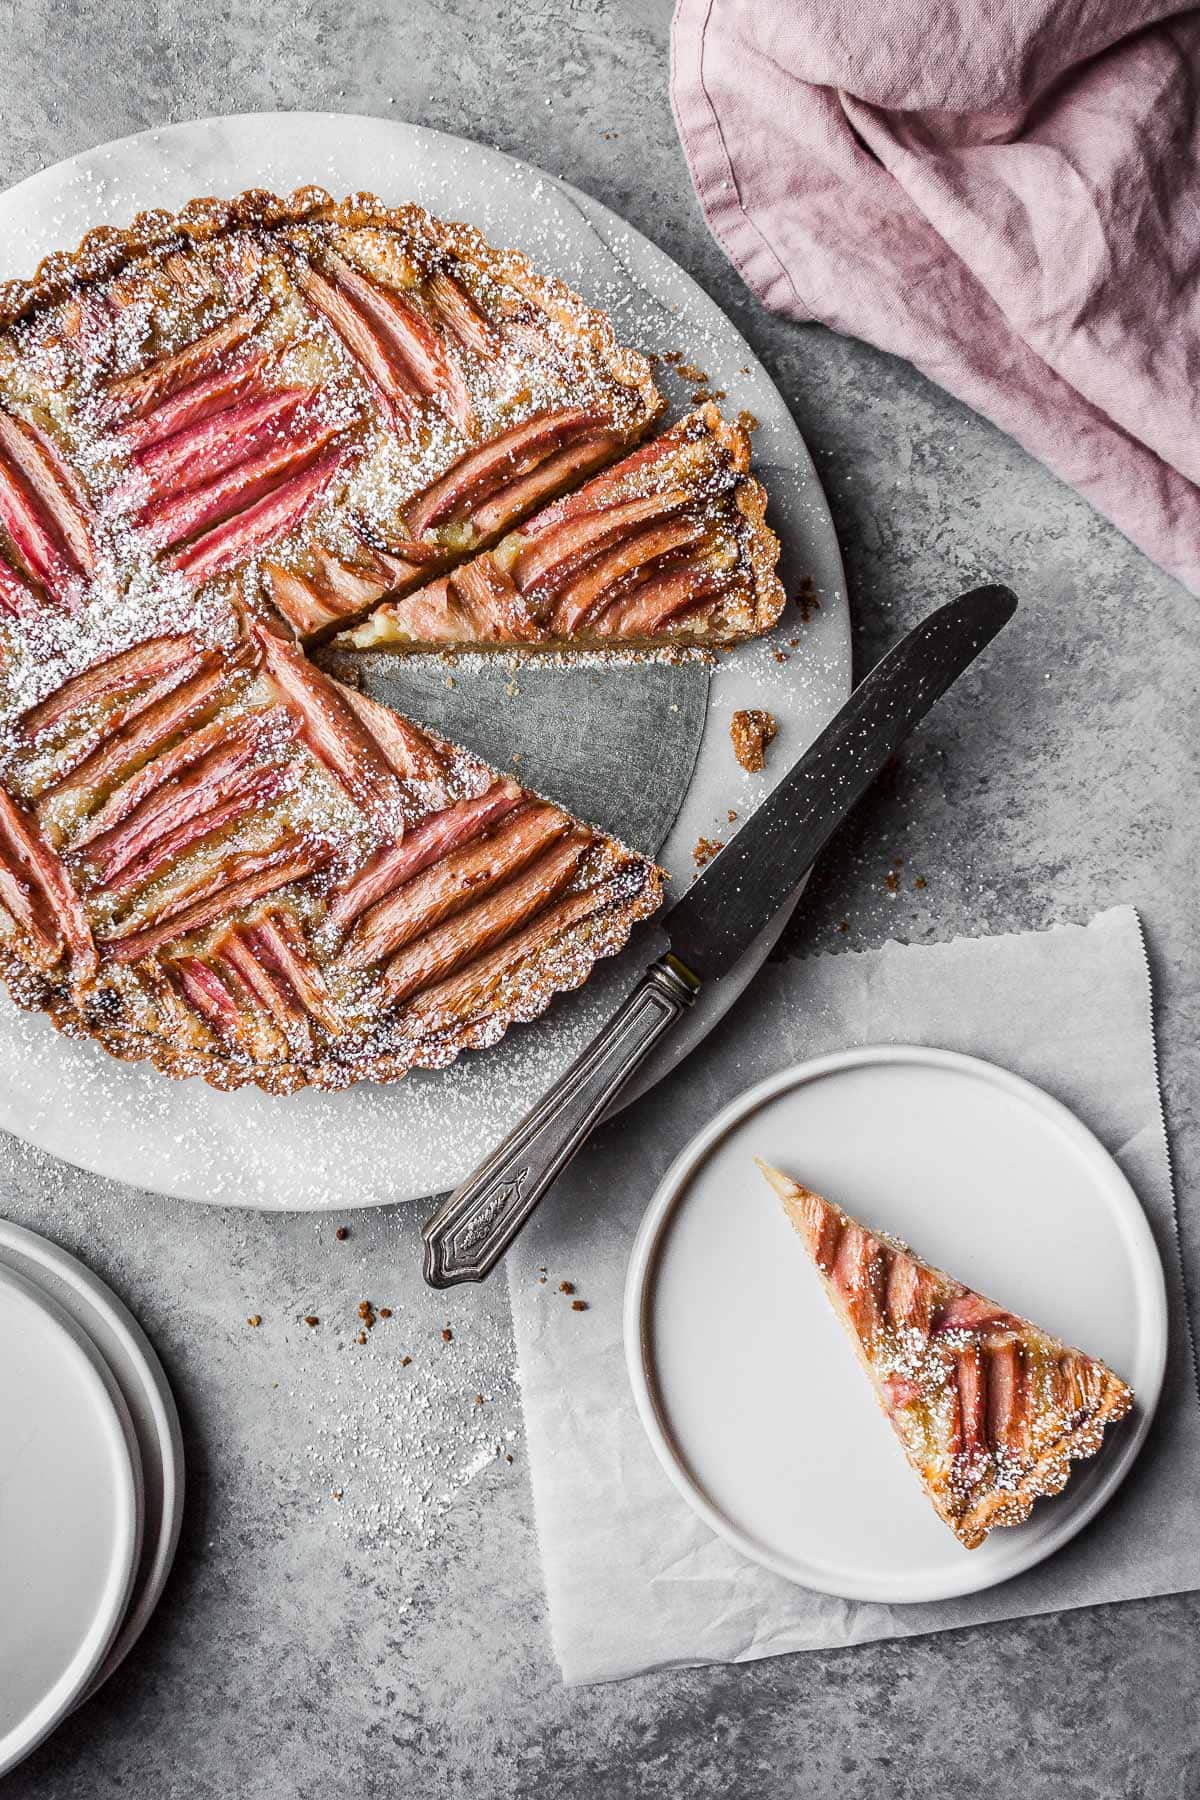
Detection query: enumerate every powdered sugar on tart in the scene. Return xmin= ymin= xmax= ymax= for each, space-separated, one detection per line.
xmin=0 ymin=189 xmax=671 ymax=1091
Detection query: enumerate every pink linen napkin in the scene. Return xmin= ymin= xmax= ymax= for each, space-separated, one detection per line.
xmin=671 ymin=0 xmax=1200 ymax=594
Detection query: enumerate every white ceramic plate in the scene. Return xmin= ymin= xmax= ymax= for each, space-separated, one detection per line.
xmin=0 ymin=112 xmax=851 ymax=1209
xmin=0 ymin=1219 xmax=185 ymax=1706
xmin=625 ymin=1047 xmax=1168 ymax=1604
xmin=0 ymin=1264 xmax=142 ymax=1777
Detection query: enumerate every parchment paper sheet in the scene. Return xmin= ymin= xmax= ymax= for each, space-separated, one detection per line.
xmin=507 ymin=907 xmax=1199 ymax=1684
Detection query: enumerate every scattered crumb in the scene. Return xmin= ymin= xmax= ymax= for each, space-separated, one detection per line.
xmin=356 ymin=1331 xmax=367 ymax=1345
xmin=730 ymin=708 xmax=778 ymax=773
xmin=379 ymin=1306 xmax=392 ymax=1319
xmin=736 ymin=408 xmax=759 ymax=435
xmin=693 ymin=835 xmax=723 ymax=869
xmin=358 ymin=1300 xmax=377 ymax=1329
xmin=885 ymin=871 xmax=900 ymax=895
xmin=445 ymin=675 xmax=456 ymax=688
xmin=915 ymin=875 xmax=927 ymax=890
xmin=247 ymin=1314 xmax=262 ymax=1328
xmin=400 ymin=1354 xmax=412 ymax=1367
xmin=335 ymin=1226 xmax=349 ymax=1241
xmin=795 ymin=576 xmax=821 ymax=624
xmin=474 ymin=1393 xmax=484 ymax=1407
xmin=727 ymin=808 xmax=738 ymax=823
xmin=837 ymin=919 xmax=850 ymax=933
xmin=773 ymin=649 xmax=790 ymax=664
xmin=442 ymin=1326 xmax=454 ymax=1342
xmin=571 ymin=1299 xmax=589 ymax=1313
xmin=505 ymin=1454 xmax=514 ymax=1464
xmin=332 ymin=1489 xmax=343 ymax=1502
xmin=559 ymin=1280 xmax=575 ymax=1295
xmin=304 ymin=1315 xmax=319 ymax=1328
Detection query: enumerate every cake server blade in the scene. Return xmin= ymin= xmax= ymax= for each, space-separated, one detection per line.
xmin=422 ymin=583 xmax=1017 ymax=1286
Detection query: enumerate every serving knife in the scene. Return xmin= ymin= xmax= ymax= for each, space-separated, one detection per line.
xmin=422 ymin=583 xmax=1017 ymax=1287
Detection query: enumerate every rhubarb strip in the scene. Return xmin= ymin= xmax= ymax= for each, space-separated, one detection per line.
xmin=0 ymin=843 xmax=63 ymax=965
xmin=406 ymin=407 xmax=607 ymax=538
xmin=19 ymin=634 xmax=196 ymax=740
xmin=84 ymin=719 xmax=289 ymax=882
xmin=329 ymin=780 xmax=522 ymax=929
xmin=102 ymin=311 xmax=262 ymax=423
xmin=552 ymin=519 xmax=705 ymax=634
xmin=103 ymin=837 xmax=335 ymax=963
xmin=341 ymin=803 xmax=569 ymax=971
xmin=119 ymin=351 xmax=271 ymax=456
xmin=48 ymin=651 xmax=243 ymax=803
xmin=143 ymin=412 xmax=338 ymax=550
xmin=252 ymin=623 xmax=402 ymax=827
xmin=425 ymin=271 xmax=498 ymax=358
xmin=382 ymin=832 xmax=587 ymax=1004
xmin=325 ymin=253 xmax=472 ymax=434
xmin=249 ymin=908 xmax=340 ymax=1035
xmin=403 ymin=880 xmax=614 ymax=1027
xmin=169 ymin=447 xmax=349 ymax=582
xmin=0 ymin=787 xmax=97 ymax=977
xmin=0 ymin=415 xmax=96 ymax=578
xmin=128 ymin=387 xmax=313 ymax=510
xmin=103 ymin=763 xmax=290 ymax=899
xmin=511 ymin=490 xmax=689 ymax=598
xmin=469 ymin=432 xmax=621 ymax=541
xmin=0 ymin=456 xmax=78 ymax=607
xmin=294 ymin=263 xmax=417 ymax=424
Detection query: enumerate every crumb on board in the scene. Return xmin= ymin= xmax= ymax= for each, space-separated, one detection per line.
xmin=304 ymin=1315 xmax=319 ymax=1328
xmin=915 ymin=875 xmax=927 ymax=890
xmin=335 ymin=1226 xmax=349 ymax=1241
xmin=571 ymin=1299 xmax=589 ymax=1312
xmin=693 ymin=836 xmax=723 ymax=869
xmin=727 ymin=809 xmax=738 ymax=823
xmin=247 ymin=1314 xmax=262 ymax=1328
xmin=442 ymin=1326 xmax=454 ymax=1342
xmin=730 ymin=708 xmax=778 ymax=773
xmin=559 ymin=1280 xmax=575 ymax=1294
xmin=795 ymin=576 xmax=821 ymax=624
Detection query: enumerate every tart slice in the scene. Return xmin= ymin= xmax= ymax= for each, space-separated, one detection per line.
xmin=756 ymin=1161 xmax=1134 ymax=1548
xmin=339 ymin=406 xmax=784 ymax=653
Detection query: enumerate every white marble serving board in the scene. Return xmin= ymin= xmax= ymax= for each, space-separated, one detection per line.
xmin=0 ymin=113 xmax=850 ymax=1208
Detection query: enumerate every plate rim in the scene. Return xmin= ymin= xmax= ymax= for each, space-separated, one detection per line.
xmin=623 ymin=1042 xmax=1169 ymax=1605
xmin=0 ymin=109 xmax=851 ymax=1210
xmin=0 ymin=1219 xmax=185 ymax=1706
xmin=0 ymin=1261 xmax=142 ymax=1776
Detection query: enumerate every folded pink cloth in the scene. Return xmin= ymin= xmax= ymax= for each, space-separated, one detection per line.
xmin=672 ymin=0 xmax=1200 ymax=594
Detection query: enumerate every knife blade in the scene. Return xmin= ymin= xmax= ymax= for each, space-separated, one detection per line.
xmin=422 ymin=583 xmax=1016 ymax=1287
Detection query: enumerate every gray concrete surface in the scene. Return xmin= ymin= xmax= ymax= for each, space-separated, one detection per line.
xmin=2 ymin=2 xmax=1199 ymax=1794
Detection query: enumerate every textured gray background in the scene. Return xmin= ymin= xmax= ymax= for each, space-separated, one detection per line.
xmin=2 ymin=2 xmax=1198 ymax=1795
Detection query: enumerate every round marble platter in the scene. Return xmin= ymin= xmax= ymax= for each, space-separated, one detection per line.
xmin=0 ymin=113 xmax=850 ymax=1209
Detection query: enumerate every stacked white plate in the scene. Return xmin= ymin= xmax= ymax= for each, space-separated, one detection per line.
xmin=0 ymin=1221 xmax=184 ymax=1777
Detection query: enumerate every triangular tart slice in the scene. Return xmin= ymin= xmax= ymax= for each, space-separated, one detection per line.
xmin=339 ymin=406 xmax=784 ymax=653
xmin=756 ymin=1161 xmax=1134 ymax=1548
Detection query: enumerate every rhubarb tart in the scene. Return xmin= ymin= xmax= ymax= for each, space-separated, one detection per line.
xmin=757 ymin=1162 xmax=1134 ymax=1548
xmin=0 ymin=188 xmax=683 ymax=1088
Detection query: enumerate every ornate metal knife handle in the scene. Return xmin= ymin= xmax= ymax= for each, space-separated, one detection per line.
xmin=422 ymin=956 xmax=699 ymax=1287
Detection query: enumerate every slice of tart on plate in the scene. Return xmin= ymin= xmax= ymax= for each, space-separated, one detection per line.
xmin=756 ymin=1160 xmax=1134 ymax=1549
xmin=338 ymin=404 xmax=784 ymax=653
